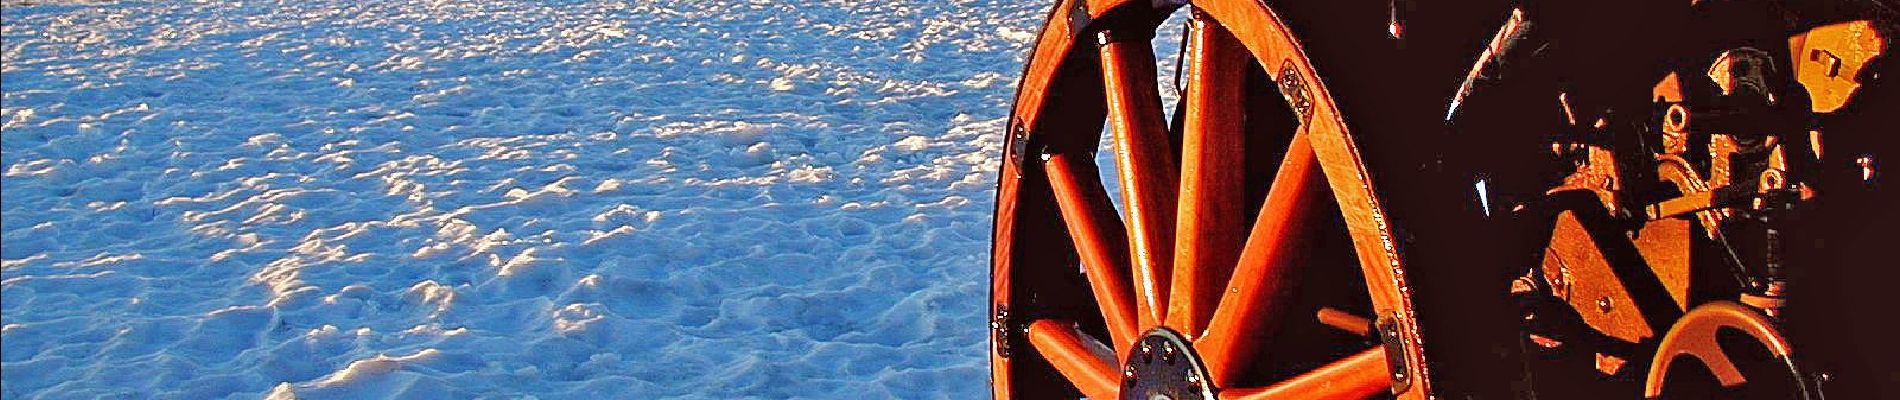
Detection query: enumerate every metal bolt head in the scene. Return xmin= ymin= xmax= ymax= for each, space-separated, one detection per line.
xmin=1858 ymin=155 xmax=1877 ymax=184
xmin=1596 ymin=297 xmax=1613 ymax=313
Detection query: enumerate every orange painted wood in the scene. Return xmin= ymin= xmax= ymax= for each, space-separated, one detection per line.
xmin=1026 ymin=319 xmax=1121 ymax=400
xmin=1046 ymin=153 xmax=1141 ymax=353
xmin=996 ymin=1 xmax=1088 ymax=394
xmin=1007 ymin=0 xmax=1083 ymax=134
xmin=1197 ymin=133 xmax=1321 ymax=386
xmin=1003 ymin=1 xmax=1436 ymax=397
xmin=991 ymin=120 xmax=1028 ymax=400
xmin=1316 ymin=307 xmax=1373 ymax=337
xmin=1167 ymin=13 xmax=1249 ymax=339
xmin=991 ymin=167 xmax=1019 ymax=400
xmin=1099 ymin=36 xmax=1179 ymax=331
xmin=1218 ymin=348 xmax=1391 ymax=400
xmin=1192 ymin=1 xmax=1432 ymax=395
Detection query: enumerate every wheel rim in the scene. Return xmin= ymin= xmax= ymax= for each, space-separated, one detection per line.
xmin=1644 ymin=301 xmax=1813 ymax=399
xmin=990 ymin=0 xmax=1430 ymax=398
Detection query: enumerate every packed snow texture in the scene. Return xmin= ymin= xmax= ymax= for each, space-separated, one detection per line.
xmin=1 ymin=0 xmax=1188 ymax=398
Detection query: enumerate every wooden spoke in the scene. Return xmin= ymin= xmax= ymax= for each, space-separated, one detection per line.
xmin=1316 ymin=307 xmax=1373 ymax=337
xmin=1217 ymin=347 xmax=1392 ymax=400
xmin=1197 ymin=132 xmax=1323 ymax=386
xmin=1045 ymin=153 xmax=1141 ymax=353
xmin=1099 ymin=32 xmax=1180 ymax=330
xmin=1167 ymin=12 xmax=1250 ymax=338
xmin=1026 ymin=319 xmax=1121 ymax=400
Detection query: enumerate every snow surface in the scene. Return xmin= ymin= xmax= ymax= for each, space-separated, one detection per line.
xmin=1 ymin=0 xmax=1188 ymax=398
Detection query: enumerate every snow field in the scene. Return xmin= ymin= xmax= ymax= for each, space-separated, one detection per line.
xmin=0 ymin=0 xmax=1150 ymax=397
xmin=0 ymin=0 xmax=1206 ymax=398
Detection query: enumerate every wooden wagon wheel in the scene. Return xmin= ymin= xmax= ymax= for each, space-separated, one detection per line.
xmin=990 ymin=0 xmax=1430 ymax=398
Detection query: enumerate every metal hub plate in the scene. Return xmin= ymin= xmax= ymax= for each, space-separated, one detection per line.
xmin=1121 ymin=328 xmax=1215 ymax=400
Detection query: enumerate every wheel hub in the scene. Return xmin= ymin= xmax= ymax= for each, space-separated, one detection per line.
xmin=1120 ymin=328 xmax=1216 ymax=400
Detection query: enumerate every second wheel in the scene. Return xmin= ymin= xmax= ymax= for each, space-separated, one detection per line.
xmin=990 ymin=0 xmax=1434 ymax=398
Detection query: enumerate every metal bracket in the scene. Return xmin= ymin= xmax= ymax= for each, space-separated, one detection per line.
xmin=1068 ymin=2 xmax=1092 ymax=42
xmin=1008 ymin=118 xmax=1030 ymax=177
xmin=1120 ymin=328 xmax=1215 ymax=400
xmin=1277 ymin=59 xmax=1315 ymax=123
xmin=1073 ymin=0 xmax=1175 ymax=46
xmin=1377 ymin=313 xmax=1414 ymax=394
xmin=1153 ymin=0 xmax=1189 ymax=9
xmin=991 ymin=306 xmax=1014 ymax=358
